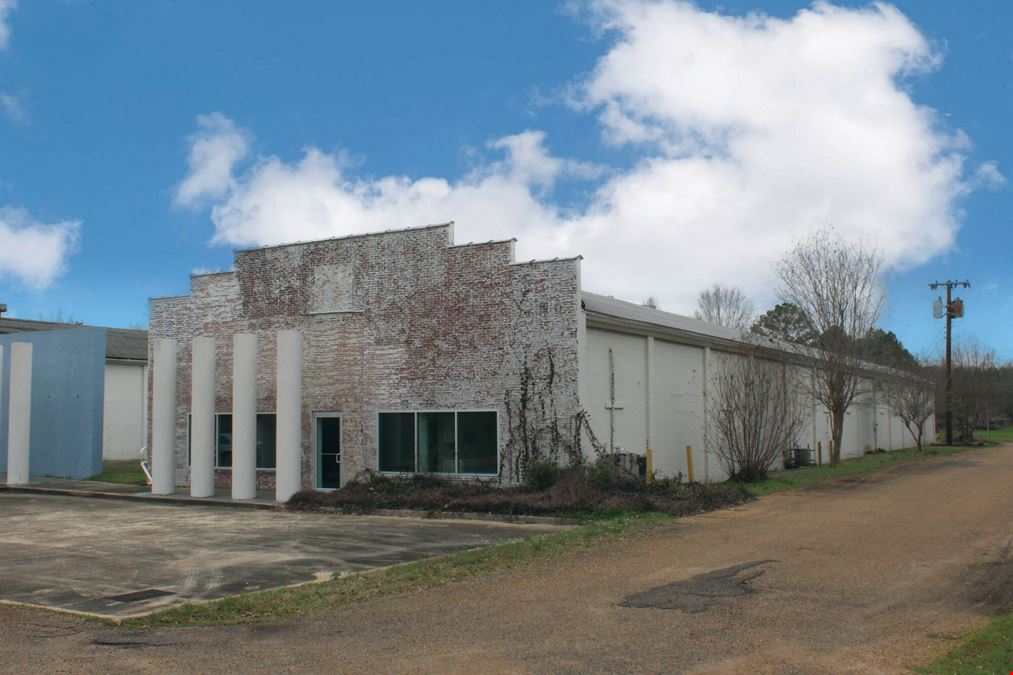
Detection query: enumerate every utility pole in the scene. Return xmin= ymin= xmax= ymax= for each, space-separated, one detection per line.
xmin=929 ymin=279 xmax=970 ymax=445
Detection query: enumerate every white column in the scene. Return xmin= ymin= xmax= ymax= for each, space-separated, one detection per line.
xmin=190 ymin=337 xmax=216 ymax=498
xmin=6 ymin=343 xmax=32 ymax=485
xmin=275 ymin=330 xmax=302 ymax=503
xmin=232 ymin=333 xmax=257 ymax=500
xmin=151 ymin=338 xmax=177 ymax=495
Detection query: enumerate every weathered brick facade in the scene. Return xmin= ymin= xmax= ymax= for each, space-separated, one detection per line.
xmin=149 ymin=224 xmax=582 ymax=489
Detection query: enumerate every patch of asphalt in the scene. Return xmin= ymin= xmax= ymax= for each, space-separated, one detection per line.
xmin=960 ymin=541 xmax=1013 ymax=614
xmin=620 ymin=559 xmax=779 ymax=612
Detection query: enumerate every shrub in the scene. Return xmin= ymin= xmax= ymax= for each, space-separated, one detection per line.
xmin=287 ymin=465 xmax=752 ymax=517
xmin=524 ymin=460 xmax=564 ymax=491
xmin=584 ymin=458 xmax=621 ymax=490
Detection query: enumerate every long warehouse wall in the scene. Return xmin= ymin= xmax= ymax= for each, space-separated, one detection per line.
xmin=580 ymin=324 xmax=933 ymax=482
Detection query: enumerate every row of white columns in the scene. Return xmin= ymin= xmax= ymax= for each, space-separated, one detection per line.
xmin=150 ymin=330 xmax=303 ymax=503
xmin=4 ymin=343 xmax=33 ymax=485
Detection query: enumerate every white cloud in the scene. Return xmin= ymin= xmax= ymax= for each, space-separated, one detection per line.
xmin=0 ymin=0 xmax=14 ymax=51
xmin=973 ymin=161 xmax=1005 ymax=189
xmin=0 ymin=207 xmax=79 ymax=289
xmin=190 ymin=128 xmax=576 ymax=250
xmin=174 ymin=112 xmax=250 ymax=208
xmin=0 ymin=91 xmax=26 ymax=124
xmin=487 ymin=130 xmax=603 ymax=189
xmin=179 ymin=2 xmax=994 ymax=314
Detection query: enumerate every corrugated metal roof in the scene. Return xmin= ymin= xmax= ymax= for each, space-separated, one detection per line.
xmin=581 ymin=291 xmax=753 ymax=345
xmin=104 ymin=328 xmax=148 ymax=361
xmin=0 ymin=318 xmax=147 ymax=362
xmin=580 ymin=291 xmax=915 ymax=382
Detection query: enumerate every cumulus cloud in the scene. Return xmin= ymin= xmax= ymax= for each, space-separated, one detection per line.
xmin=0 ymin=0 xmax=14 ymax=51
xmin=973 ymin=161 xmax=1005 ymax=190
xmin=0 ymin=207 xmax=79 ymax=288
xmin=178 ymin=1 xmax=995 ymax=313
xmin=0 ymin=91 xmax=26 ymax=124
xmin=174 ymin=112 xmax=251 ymax=208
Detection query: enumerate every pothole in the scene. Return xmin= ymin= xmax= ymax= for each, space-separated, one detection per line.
xmin=621 ymin=559 xmax=779 ymax=612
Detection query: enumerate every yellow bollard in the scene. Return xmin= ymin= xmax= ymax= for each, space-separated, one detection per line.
xmin=817 ymin=441 xmax=822 ymax=467
xmin=686 ymin=445 xmax=695 ymax=483
xmin=645 ymin=448 xmax=653 ymax=484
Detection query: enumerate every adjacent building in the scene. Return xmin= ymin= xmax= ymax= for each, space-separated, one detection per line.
xmin=0 ymin=319 xmax=148 ymax=479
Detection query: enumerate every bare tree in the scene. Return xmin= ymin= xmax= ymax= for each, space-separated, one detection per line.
xmin=881 ymin=372 xmax=934 ymax=451
xmin=708 ymin=349 xmax=806 ymax=482
xmin=694 ymin=284 xmax=754 ymax=329
xmin=641 ymin=296 xmax=660 ymax=309
xmin=948 ymin=341 xmax=1001 ymax=441
xmin=775 ymin=228 xmax=884 ymax=466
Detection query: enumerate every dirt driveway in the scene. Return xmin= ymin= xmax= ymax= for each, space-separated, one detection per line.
xmin=1 ymin=445 xmax=1010 ymax=673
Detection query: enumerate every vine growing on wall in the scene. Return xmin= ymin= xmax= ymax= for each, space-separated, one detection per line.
xmin=499 ymin=280 xmax=588 ymax=482
xmin=501 ymin=348 xmax=584 ymax=482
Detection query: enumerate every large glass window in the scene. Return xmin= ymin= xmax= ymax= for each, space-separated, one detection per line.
xmin=377 ymin=411 xmax=497 ymax=475
xmin=188 ymin=413 xmax=276 ymax=469
xmin=417 ymin=412 xmax=456 ymax=473
xmin=216 ymin=414 xmax=233 ymax=468
xmin=457 ymin=411 xmax=498 ymax=474
xmin=378 ymin=412 xmax=415 ymax=472
xmin=256 ymin=414 xmax=277 ymax=469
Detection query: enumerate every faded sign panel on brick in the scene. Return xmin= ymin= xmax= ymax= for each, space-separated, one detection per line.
xmin=308 ymin=263 xmax=356 ymax=314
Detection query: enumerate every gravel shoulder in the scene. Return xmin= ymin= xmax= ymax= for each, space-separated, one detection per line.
xmin=1 ymin=445 xmax=1010 ymax=674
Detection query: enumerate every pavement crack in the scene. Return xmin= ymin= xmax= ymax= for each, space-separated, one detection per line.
xmin=91 ymin=637 xmax=175 ymax=649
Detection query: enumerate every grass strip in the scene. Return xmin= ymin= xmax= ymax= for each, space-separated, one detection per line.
xmin=976 ymin=425 xmax=1013 ymax=444
xmin=919 ymin=613 xmax=1012 ymax=674
xmin=741 ymin=444 xmax=984 ymax=497
xmin=120 ymin=510 xmax=670 ymax=629
xmin=88 ymin=460 xmax=147 ymax=486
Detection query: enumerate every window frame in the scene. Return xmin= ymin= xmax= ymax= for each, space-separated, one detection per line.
xmin=186 ymin=411 xmax=278 ymax=471
xmin=376 ymin=409 xmax=499 ymax=477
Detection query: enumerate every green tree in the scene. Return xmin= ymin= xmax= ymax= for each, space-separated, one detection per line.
xmin=750 ymin=302 xmax=818 ymax=345
xmin=858 ymin=329 xmax=918 ymax=370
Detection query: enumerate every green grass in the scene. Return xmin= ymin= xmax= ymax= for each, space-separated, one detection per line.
xmin=118 ymin=511 xmax=671 ymax=629
xmin=741 ymin=444 xmax=984 ymax=497
xmin=979 ymin=425 xmax=1013 ymax=444
xmin=920 ymin=613 xmax=1012 ymax=674
xmin=88 ymin=460 xmax=147 ymax=486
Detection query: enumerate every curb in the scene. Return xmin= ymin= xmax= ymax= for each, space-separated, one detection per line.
xmin=363 ymin=508 xmax=581 ymax=527
xmin=0 ymin=485 xmax=282 ymax=511
xmin=0 ymin=486 xmax=580 ymax=525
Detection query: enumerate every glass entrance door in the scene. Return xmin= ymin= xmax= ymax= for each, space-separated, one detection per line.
xmin=315 ymin=414 xmax=341 ymax=489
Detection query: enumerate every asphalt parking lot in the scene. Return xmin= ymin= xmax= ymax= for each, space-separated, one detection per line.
xmin=0 ymin=493 xmax=566 ymax=618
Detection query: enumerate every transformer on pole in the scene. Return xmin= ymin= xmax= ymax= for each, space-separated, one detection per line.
xmin=928 ymin=279 xmax=970 ymax=446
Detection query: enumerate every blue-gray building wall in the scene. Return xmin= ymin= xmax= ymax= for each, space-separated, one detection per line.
xmin=0 ymin=328 xmax=106 ymax=479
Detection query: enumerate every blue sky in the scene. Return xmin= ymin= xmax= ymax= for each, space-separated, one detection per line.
xmin=0 ymin=1 xmax=1009 ymax=359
